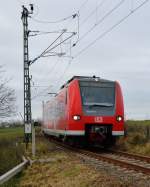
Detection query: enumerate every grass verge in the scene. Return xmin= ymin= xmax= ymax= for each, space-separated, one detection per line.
xmin=117 ymin=120 xmax=150 ymax=155
xmin=0 ymin=127 xmax=25 ymax=186
xmin=20 ymin=136 xmax=123 ymax=187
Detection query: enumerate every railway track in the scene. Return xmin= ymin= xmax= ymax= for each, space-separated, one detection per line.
xmin=108 ymin=149 xmax=150 ymax=163
xmin=50 ymin=139 xmax=150 ymax=176
xmin=79 ymin=149 xmax=150 ymax=175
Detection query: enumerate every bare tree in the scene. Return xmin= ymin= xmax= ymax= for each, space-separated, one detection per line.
xmin=0 ymin=66 xmax=16 ymax=118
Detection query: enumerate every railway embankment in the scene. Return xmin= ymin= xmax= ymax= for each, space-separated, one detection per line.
xmin=19 ymin=134 xmax=150 ymax=187
xmin=0 ymin=120 xmax=150 ymax=186
xmin=19 ymin=132 xmax=150 ymax=187
xmin=19 ymin=121 xmax=150 ymax=187
xmin=19 ymin=136 xmax=128 ymax=187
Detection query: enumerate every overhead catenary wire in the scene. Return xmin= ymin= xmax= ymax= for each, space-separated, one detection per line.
xmin=31 ymin=0 xmax=89 ymax=43
xmin=31 ymin=58 xmax=71 ymax=101
xmin=78 ymin=0 xmax=89 ymax=12
xmin=31 ymin=86 xmax=50 ymax=88
xmin=34 ymin=41 xmax=73 ymax=94
xmin=29 ymin=30 xmax=76 ymax=37
xmin=80 ymin=0 xmax=106 ymax=26
xmin=30 ymin=31 xmax=76 ymax=65
xmin=54 ymin=0 xmax=149 ymax=87
xmin=130 ymin=0 xmax=134 ymax=12
xmin=31 ymin=85 xmax=52 ymax=100
xmin=67 ymin=0 xmax=106 ymax=46
xmin=33 ymin=41 xmax=73 ymax=98
xmin=30 ymin=0 xmax=90 ymax=65
xmin=31 ymin=0 xmax=149 ymax=101
xmin=31 ymin=0 xmax=88 ymax=100
xmin=31 ymin=0 xmax=124 ymax=96
xmin=43 ymin=54 xmax=73 ymax=58
xmin=55 ymin=60 xmax=72 ymax=84
xmin=42 ymin=32 xmax=76 ymax=56
xmin=62 ymin=0 xmax=90 ymax=45
xmin=30 ymin=29 xmax=67 ymax=65
xmin=30 ymin=0 xmax=90 ymax=46
xmin=36 ymin=0 xmax=149 ymax=90
xmin=46 ymin=59 xmax=60 ymax=75
xmin=74 ymin=0 xmax=149 ymax=59
xmin=31 ymin=58 xmax=61 ymax=100
xmin=31 ymin=13 xmax=78 ymax=24
xmin=74 ymin=0 xmax=125 ymax=46
xmin=54 ymin=0 xmax=125 ymax=62
xmin=29 ymin=0 xmax=90 ymax=101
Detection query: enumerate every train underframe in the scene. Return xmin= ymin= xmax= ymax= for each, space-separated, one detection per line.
xmin=63 ymin=124 xmax=117 ymax=148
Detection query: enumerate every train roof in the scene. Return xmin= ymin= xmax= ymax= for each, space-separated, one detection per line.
xmin=60 ymin=76 xmax=114 ymax=89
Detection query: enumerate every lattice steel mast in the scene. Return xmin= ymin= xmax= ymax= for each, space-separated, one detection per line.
xmin=21 ymin=5 xmax=33 ymax=145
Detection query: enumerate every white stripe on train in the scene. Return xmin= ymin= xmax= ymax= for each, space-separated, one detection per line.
xmin=43 ymin=128 xmax=124 ymax=136
xmin=43 ymin=129 xmax=85 ymax=136
xmin=112 ymin=131 xmax=124 ymax=135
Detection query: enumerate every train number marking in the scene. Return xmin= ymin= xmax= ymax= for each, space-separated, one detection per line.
xmin=95 ymin=117 xmax=103 ymax=123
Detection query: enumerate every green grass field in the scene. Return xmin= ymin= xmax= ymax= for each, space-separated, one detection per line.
xmin=0 ymin=127 xmax=23 ymax=139
xmin=0 ymin=126 xmax=25 ymax=185
xmin=126 ymin=120 xmax=150 ymax=126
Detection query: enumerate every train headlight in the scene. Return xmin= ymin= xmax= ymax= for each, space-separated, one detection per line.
xmin=116 ymin=116 xmax=123 ymax=122
xmin=73 ymin=115 xmax=81 ymax=121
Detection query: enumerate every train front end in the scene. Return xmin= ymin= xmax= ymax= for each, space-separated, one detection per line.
xmin=68 ymin=76 xmax=124 ymax=147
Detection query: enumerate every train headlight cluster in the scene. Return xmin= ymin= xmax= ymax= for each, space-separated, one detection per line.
xmin=73 ymin=115 xmax=81 ymax=121
xmin=116 ymin=115 xmax=123 ymax=122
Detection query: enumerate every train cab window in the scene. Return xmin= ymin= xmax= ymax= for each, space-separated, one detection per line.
xmin=81 ymin=86 xmax=115 ymax=106
xmin=79 ymin=81 xmax=115 ymax=116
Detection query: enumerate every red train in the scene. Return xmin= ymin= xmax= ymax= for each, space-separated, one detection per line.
xmin=42 ymin=76 xmax=124 ymax=147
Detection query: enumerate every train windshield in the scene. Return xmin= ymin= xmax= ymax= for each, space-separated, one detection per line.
xmin=79 ymin=81 xmax=115 ymax=116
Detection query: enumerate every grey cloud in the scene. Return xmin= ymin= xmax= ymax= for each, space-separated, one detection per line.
xmin=1 ymin=0 xmax=150 ymax=120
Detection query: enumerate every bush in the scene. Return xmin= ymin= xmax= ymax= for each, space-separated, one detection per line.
xmin=128 ymin=133 xmax=147 ymax=145
xmin=117 ymin=121 xmax=150 ymax=155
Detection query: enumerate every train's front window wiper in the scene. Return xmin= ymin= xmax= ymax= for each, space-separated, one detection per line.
xmin=84 ymin=102 xmax=114 ymax=107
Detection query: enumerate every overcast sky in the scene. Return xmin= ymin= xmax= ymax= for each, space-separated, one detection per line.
xmin=0 ymin=0 xmax=150 ymax=121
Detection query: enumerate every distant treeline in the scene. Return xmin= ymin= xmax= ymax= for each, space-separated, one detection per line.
xmin=126 ymin=120 xmax=150 ymax=126
xmin=0 ymin=119 xmax=42 ymax=128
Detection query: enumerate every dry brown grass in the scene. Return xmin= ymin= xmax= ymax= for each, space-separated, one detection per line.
xmin=116 ymin=121 xmax=150 ymax=156
xmin=19 ymin=125 xmax=150 ymax=187
xmin=130 ymin=142 xmax=150 ymax=155
xmin=20 ymin=151 xmax=122 ymax=187
xmin=19 ymin=136 xmax=126 ymax=187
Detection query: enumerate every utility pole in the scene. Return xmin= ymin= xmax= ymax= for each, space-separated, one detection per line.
xmin=21 ymin=4 xmax=75 ymax=153
xmin=21 ymin=5 xmax=33 ymax=148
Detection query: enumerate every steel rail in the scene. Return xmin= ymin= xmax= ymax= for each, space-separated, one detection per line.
xmin=49 ymin=139 xmax=150 ymax=175
xmin=77 ymin=149 xmax=150 ymax=175
xmin=109 ymin=150 xmax=150 ymax=163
